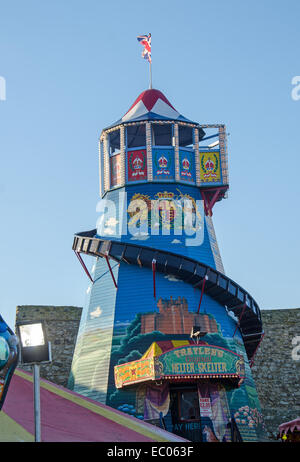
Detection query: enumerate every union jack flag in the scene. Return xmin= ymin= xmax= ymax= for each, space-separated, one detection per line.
xmin=137 ymin=33 xmax=151 ymax=63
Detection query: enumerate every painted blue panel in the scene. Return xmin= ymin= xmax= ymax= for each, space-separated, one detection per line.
xmin=113 ymin=263 xmax=242 ymax=341
xmin=152 ymin=148 xmax=175 ymax=181
xmin=179 ymin=149 xmax=195 ymax=183
xmin=96 ymin=184 xmax=218 ymax=269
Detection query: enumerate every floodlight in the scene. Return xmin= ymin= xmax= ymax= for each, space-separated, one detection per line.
xmin=17 ymin=321 xmax=51 ymax=364
xmin=19 ymin=323 xmax=45 ymax=347
xmin=16 ymin=320 xmax=52 ymax=442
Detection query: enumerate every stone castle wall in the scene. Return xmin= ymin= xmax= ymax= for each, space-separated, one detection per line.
xmin=251 ymin=308 xmax=300 ymax=440
xmin=14 ymin=305 xmax=300 ymax=440
xmin=15 ymin=305 xmax=82 ymax=387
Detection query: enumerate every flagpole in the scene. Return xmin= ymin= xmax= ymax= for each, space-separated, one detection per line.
xmin=149 ymin=33 xmax=152 ymax=89
xmin=149 ymin=60 xmax=152 ymax=89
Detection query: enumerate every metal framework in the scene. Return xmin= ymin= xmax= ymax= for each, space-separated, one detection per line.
xmin=201 ymin=186 xmax=229 ymax=216
xmin=72 ymin=230 xmax=263 ymax=361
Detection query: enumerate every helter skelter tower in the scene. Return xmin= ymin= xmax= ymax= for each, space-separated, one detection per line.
xmin=69 ymin=88 xmax=266 ymax=442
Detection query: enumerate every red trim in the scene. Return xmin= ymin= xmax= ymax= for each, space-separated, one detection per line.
xmin=152 ymin=259 xmax=156 ymax=299
xmin=105 ymin=255 xmax=118 ymax=289
xmin=74 ymin=251 xmax=94 ymax=283
xmin=197 ymin=276 xmax=208 ymax=313
xmin=124 ymin=89 xmax=177 ymax=116
xmin=249 ymin=333 xmax=265 ymax=367
xmin=163 ymin=373 xmax=239 ymax=379
xmin=201 ymin=186 xmax=228 ymax=216
xmin=232 ymin=304 xmax=247 ymax=338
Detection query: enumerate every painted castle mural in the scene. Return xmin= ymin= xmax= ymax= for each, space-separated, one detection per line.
xmin=69 ymin=88 xmax=266 ymax=442
xmin=140 ymin=297 xmax=219 ymax=336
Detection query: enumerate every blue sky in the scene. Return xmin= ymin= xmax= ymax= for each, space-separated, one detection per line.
xmin=0 ymin=0 xmax=299 ymax=330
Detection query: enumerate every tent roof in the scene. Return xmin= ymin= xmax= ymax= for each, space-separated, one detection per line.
xmin=142 ymin=339 xmax=202 ymax=359
xmin=1 ymin=369 xmax=188 ymax=442
xmin=104 ymin=88 xmax=200 ymax=130
xmin=278 ymin=418 xmax=300 ymax=436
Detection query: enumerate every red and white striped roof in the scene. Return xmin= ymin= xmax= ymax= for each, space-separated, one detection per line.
xmin=104 ymin=88 xmax=199 ymax=130
xmin=122 ymin=89 xmax=181 ymax=122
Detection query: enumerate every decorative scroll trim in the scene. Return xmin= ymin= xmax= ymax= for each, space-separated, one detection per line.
xmin=174 ymin=124 xmax=180 ymax=181
xmin=98 ymin=140 xmax=103 ymax=197
xmin=194 ymin=128 xmax=201 ymax=186
xmin=146 ymin=122 xmax=153 ymax=181
xmin=103 ymin=133 xmax=110 ymax=191
xmin=120 ymin=125 xmax=126 ymax=186
xmin=219 ymin=125 xmax=229 ymax=186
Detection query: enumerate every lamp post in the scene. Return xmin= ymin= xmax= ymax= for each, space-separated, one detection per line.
xmin=16 ymin=321 xmax=52 ymax=442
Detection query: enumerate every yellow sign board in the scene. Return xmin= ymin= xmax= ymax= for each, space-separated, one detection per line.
xmin=114 ymin=358 xmax=155 ymax=389
xmin=114 ymin=343 xmax=245 ymax=389
xmin=200 ymin=151 xmax=221 ymax=183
